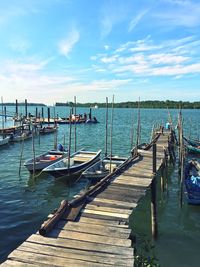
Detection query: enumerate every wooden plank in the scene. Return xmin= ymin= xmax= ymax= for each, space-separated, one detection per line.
xmin=82 ymin=208 xmax=130 ymax=219
xmin=59 ymin=220 xmax=131 ymax=233
xmin=88 ymin=197 xmax=137 ymax=209
xmin=97 ymin=191 xmax=143 ymax=203
xmin=122 ymin=171 xmax=153 ymax=178
xmin=81 ymin=212 xmax=129 ymax=222
xmin=55 ymin=220 xmax=131 ymax=239
xmin=77 ymin=216 xmax=129 ymax=227
xmin=107 ymin=183 xmax=146 ymax=194
xmin=102 ymin=186 xmax=146 ymax=198
xmin=17 ymin=242 xmax=134 ymax=266
xmin=8 ymin=250 xmax=111 ymax=267
xmin=85 ymin=204 xmax=133 ymax=215
xmin=47 ymin=228 xmax=132 ymax=247
xmin=1 ymin=260 xmax=40 ymax=267
xmin=67 ymin=203 xmax=85 ymax=221
xmin=27 ymin=234 xmax=133 ymax=256
xmin=113 ymin=176 xmax=152 ymax=187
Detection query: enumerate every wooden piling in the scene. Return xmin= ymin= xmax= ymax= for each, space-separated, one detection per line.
xmin=74 ymin=96 xmax=77 ymax=152
xmin=105 ymin=97 xmax=108 ymax=156
xmin=47 ymin=108 xmax=50 ymax=124
xmin=4 ymin=106 xmax=7 ymax=122
xmin=15 ymin=99 xmax=18 ymax=116
xmin=151 ymin=143 xmax=158 ymax=239
xmin=25 ymin=99 xmax=28 ymax=118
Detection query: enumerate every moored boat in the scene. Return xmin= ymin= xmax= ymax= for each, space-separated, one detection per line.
xmin=9 ymin=131 xmax=32 ymax=142
xmin=185 ymin=159 xmax=200 ymax=204
xmin=184 ymin=137 xmax=200 ymax=147
xmin=0 ymin=136 xmax=10 ymax=146
xmin=24 ymin=148 xmax=68 ymax=172
xmin=39 ymin=126 xmax=57 ymax=135
xmin=42 ymin=149 xmax=101 ymax=178
xmin=186 ymin=145 xmax=200 ymax=155
xmin=82 ymin=156 xmax=127 ymax=182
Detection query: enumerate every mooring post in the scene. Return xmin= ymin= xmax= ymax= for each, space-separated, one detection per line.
xmin=25 ymin=99 xmax=28 ymax=118
xmin=164 ymin=148 xmax=168 ymax=192
xmin=151 ymin=143 xmax=158 ymax=239
xmin=160 ymin=159 xmax=165 ymax=193
xmin=47 ymin=108 xmax=50 ymax=124
xmin=4 ymin=106 xmax=7 ymax=122
xmin=41 ymin=107 xmax=44 ymax=122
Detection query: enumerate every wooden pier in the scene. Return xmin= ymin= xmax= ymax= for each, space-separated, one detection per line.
xmin=1 ymin=130 xmax=175 ymax=267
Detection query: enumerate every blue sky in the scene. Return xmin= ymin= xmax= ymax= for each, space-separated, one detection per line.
xmin=0 ymin=0 xmax=200 ymax=104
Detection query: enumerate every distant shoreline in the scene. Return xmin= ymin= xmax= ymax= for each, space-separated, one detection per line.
xmin=3 ymin=101 xmax=200 ymax=109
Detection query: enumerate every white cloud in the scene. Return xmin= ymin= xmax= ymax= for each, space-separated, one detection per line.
xmin=128 ymin=10 xmax=148 ymax=32
xmin=148 ymin=53 xmax=189 ymax=64
xmin=92 ymin=35 xmax=200 ymax=79
xmin=104 ymin=45 xmax=110 ymax=50
xmin=9 ymin=38 xmax=31 ymax=54
xmin=58 ymin=29 xmax=80 ymax=57
xmin=154 ymin=0 xmax=200 ymax=27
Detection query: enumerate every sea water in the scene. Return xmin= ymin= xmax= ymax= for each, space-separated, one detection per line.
xmin=0 ymin=106 xmax=200 ymax=266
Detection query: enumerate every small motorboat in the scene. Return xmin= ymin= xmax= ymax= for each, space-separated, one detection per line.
xmin=24 ymin=146 xmax=68 ymax=172
xmin=82 ymin=155 xmax=128 ymax=182
xmin=9 ymin=131 xmax=32 ymax=142
xmin=0 ymin=136 xmax=10 ymax=146
xmin=185 ymin=159 xmax=200 ymax=204
xmin=39 ymin=126 xmax=57 ymax=135
xmin=186 ymin=145 xmax=200 ymax=155
xmin=42 ymin=149 xmax=101 ymax=178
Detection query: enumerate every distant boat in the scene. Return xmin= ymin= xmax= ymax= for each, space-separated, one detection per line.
xmin=186 ymin=145 xmax=200 ymax=155
xmin=39 ymin=126 xmax=57 ymax=135
xmin=0 ymin=136 xmax=10 ymax=146
xmin=9 ymin=131 xmax=32 ymax=142
xmin=42 ymin=149 xmax=101 ymax=178
xmin=184 ymin=137 xmax=200 ymax=147
xmin=185 ymin=159 xmax=200 ymax=204
xmin=82 ymin=155 xmax=127 ymax=182
xmin=24 ymin=148 xmax=68 ymax=172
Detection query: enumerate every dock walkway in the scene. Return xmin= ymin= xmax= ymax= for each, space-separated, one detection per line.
xmin=2 ymin=131 xmax=173 ymax=267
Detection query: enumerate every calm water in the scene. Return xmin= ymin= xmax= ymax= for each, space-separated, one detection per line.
xmin=0 ymin=106 xmax=200 ymax=266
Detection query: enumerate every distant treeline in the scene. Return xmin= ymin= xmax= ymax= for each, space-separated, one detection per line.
xmin=56 ymin=100 xmax=200 ymax=109
xmin=4 ymin=103 xmax=46 ymax=106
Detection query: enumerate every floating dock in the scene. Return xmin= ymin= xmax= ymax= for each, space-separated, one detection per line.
xmin=1 ymin=130 xmax=175 ymax=266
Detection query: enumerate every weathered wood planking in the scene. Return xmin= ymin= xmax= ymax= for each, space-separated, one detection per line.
xmin=2 ymin=131 xmax=172 ymax=266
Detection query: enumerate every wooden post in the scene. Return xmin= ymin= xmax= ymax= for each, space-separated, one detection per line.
xmin=41 ymin=107 xmax=44 ymax=121
xmin=74 ymin=96 xmax=77 ymax=152
xmin=67 ymin=109 xmax=72 ymax=170
xmin=32 ymin=130 xmax=36 ymax=177
xmin=179 ymin=116 xmax=184 ymax=207
xmin=160 ymin=162 xmax=165 ymax=193
xmin=35 ymin=107 xmax=38 ymax=119
xmin=130 ymin=109 xmax=134 ymax=151
xmin=164 ymin=149 xmax=168 ymax=192
xmin=4 ymin=106 xmax=7 ymax=122
xmin=47 ymin=107 xmax=50 ymax=124
xmin=25 ymin=99 xmax=28 ymax=118
xmin=53 ymin=106 xmax=57 ymax=150
xmin=151 ymin=143 xmax=158 ymax=239
xmin=105 ymin=97 xmax=108 ymax=156
xmin=15 ymin=99 xmax=18 ymax=116
xmin=109 ymin=95 xmax=114 ymax=173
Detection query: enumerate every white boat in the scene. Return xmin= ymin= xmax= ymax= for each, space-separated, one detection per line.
xmin=0 ymin=136 xmax=10 ymax=146
xmin=24 ymin=149 xmax=68 ymax=172
xmin=82 ymin=156 xmax=128 ymax=181
xmin=39 ymin=126 xmax=57 ymax=135
xmin=10 ymin=131 xmax=32 ymax=142
xmin=42 ymin=149 xmax=101 ymax=178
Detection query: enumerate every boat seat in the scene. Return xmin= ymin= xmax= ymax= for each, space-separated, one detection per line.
xmin=73 ymin=156 xmax=90 ymax=162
